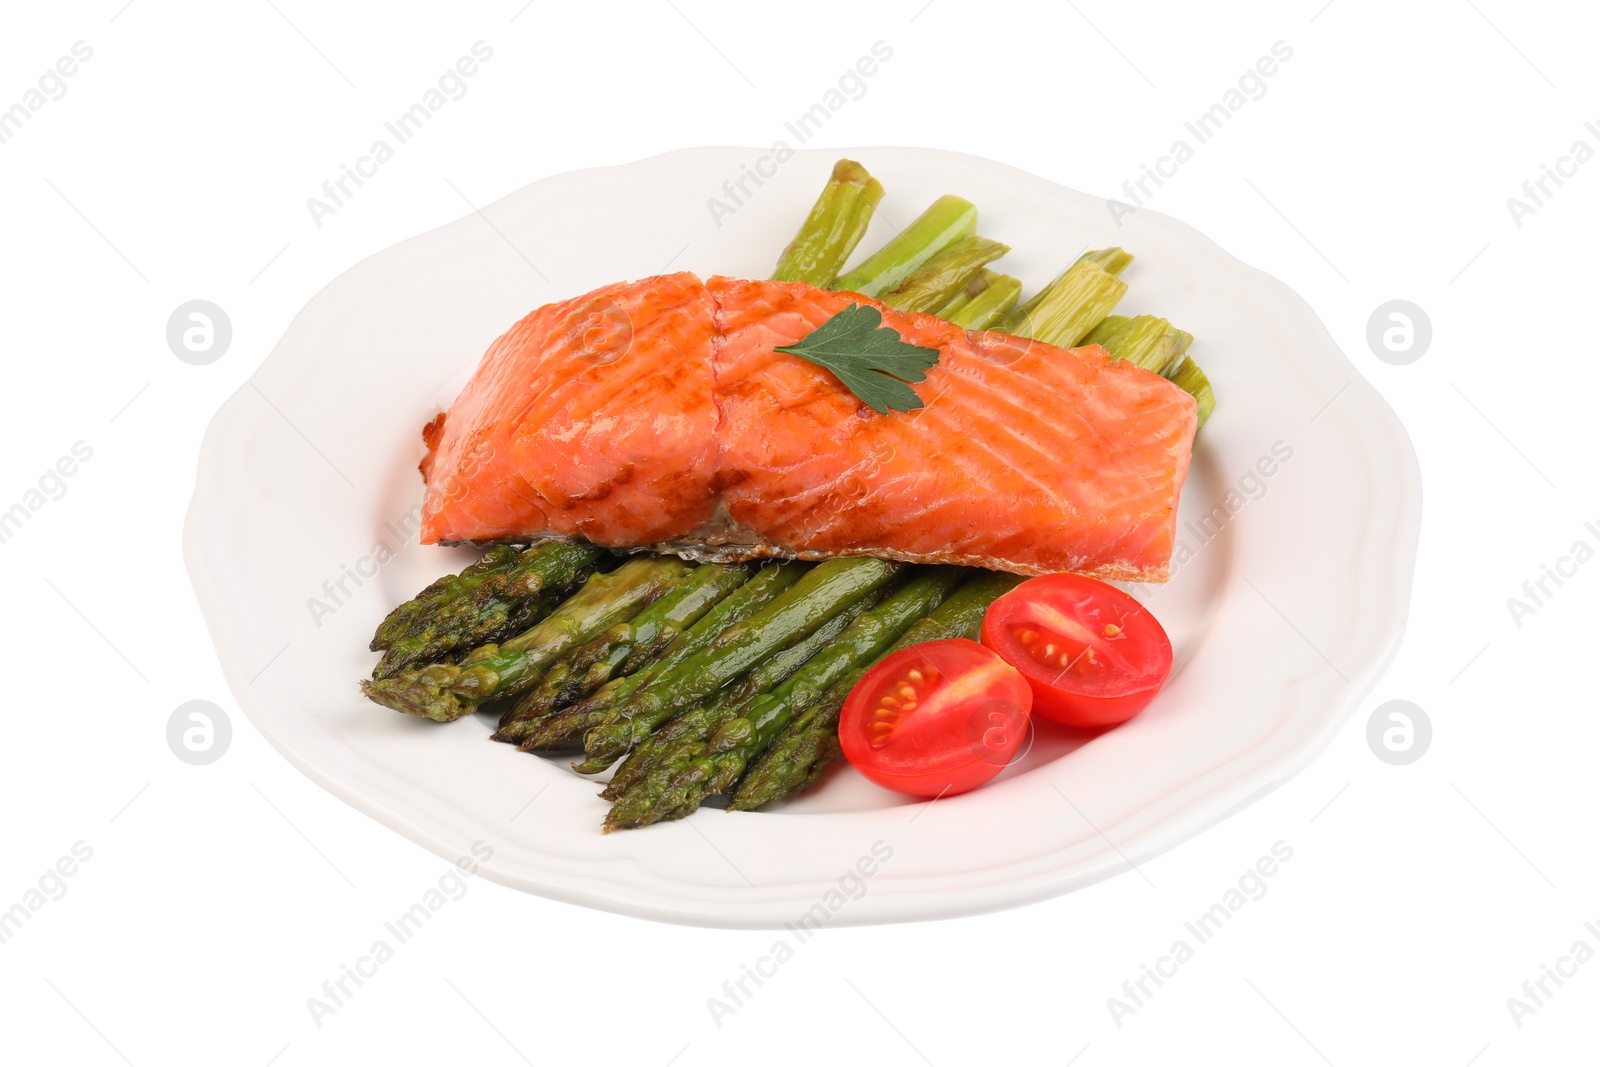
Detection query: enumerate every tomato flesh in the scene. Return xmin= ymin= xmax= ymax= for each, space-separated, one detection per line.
xmin=981 ymin=574 xmax=1172 ymax=728
xmin=839 ymin=639 xmax=1033 ymax=798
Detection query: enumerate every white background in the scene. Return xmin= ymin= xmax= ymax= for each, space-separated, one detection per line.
xmin=1 ymin=1 xmax=1594 ymax=1063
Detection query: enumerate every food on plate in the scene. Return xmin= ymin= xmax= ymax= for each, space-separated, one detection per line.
xmin=833 ymin=193 xmax=978 ymax=296
xmin=367 ymin=541 xmax=601 ymax=679
xmin=361 ymin=157 xmax=1206 ymax=829
xmin=838 ymin=639 xmax=1033 ymax=798
xmin=876 ymin=235 xmax=1011 ymax=314
xmin=598 ymin=573 xmax=879 ymax=804
xmin=362 ymin=557 xmax=690 ymax=722
xmin=602 ymin=566 xmax=970 ymax=830
xmin=503 ymin=560 xmax=807 ymax=748
xmin=1168 ymin=354 xmax=1216 ymax=426
xmin=491 ymin=562 xmax=753 ymax=742
xmin=771 ymin=158 xmax=884 ymax=286
xmin=577 ymin=557 xmax=903 ymax=776
xmin=725 ymin=569 xmax=1022 ymax=809
xmin=418 ymin=272 xmax=1198 ymax=580
xmin=981 ymin=573 xmax=1174 ymax=728
xmin=940 ymin=269 xmax=1023 ymax=331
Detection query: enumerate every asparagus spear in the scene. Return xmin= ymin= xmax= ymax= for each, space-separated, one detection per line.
xmin=371 ymin=543 xmax=604 ymax=678
xmin=601 ymin=690 xmax=738 ymax=800
xmin=372 ymin=542 xmax=600 ymax=650
xmin=1083 ymin=314 xmax=1133 ymax=346
xmin=833 ymin=195 xmax=977 ymax=297
xmin=1085 ymin=314 xmax=1193 ymax=376
xmin=772 ymin=159 xmax=885 ymax=286
xmin=576 ymin=558 xmax=902 ymax=771
xmin=521 ymin=561 xmax=809 ymax=749
xmin=360 ymin=557 xmax=689 ymax=722
xmin=374 ymin=580 xmax=575 ymax=680
xmin=492 ymin=563 xmax=749 ymax=744
xmin=1077 ymin=246 xmax=1134 ymax=276
xmin=1002 ymin=259 xmax=1128 ymax=348
xmin=604 ymin=567 xmax=967 ymax=830
xmin=728 ymin=569 xmax=1023 ymax=811
xmin=596 ymin=584 xmax=880 ymax=791
xmin=1169 ymin=355 xmax=1216 ymax=427
xmin=878 ymin=236 xmax=1010 ymax=315
xmin=944 ymin=272 xmax=1022 ymax=330
xmin=934 ymin=268 xmax=991 ymax=322
xmin=1004 ymin=247 xmax=1133 ymax=329
xmin=371 ymin=545 xmax=519 ymax=650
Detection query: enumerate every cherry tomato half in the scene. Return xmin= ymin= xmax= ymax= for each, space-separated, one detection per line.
xmin=981 ymin=573 xmax=1173 ymax=728
xmin=839 ymin=639 xmax=1033 ymax=798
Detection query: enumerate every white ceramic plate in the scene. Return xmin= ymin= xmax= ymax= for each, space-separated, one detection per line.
xmin=185 ymin=147 xmax=1420 ymax=927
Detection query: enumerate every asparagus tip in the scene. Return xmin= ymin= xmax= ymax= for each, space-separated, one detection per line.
xmin=360 ymin=677 xmax=466 ymax=723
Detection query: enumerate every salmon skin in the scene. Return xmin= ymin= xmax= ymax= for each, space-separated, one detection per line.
xmin=420 ymin=273 xmax=1197 ymax=581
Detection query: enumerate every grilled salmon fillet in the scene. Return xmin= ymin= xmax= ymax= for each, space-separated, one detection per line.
xmin=419 ymin=273 xmax=719 ymax=545
xmin=419 ymin=273 xmax=1197 ymax=580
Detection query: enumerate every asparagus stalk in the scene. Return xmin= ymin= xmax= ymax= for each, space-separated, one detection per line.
xmin=771 ymin=159 xmax=885 ymax=286
xmin=1085 ymin=314 xmax=1193 ymax=376
xmin=360 ymin=557 xmax=689 ymax=722
xmin=878 ymin=236 xmax=1010 ymax=315
xmin=371 ymin=543 xmax=604 ymax=678
xmin=601 ymin=690 xmax=739 ymax=801
xmin=604 ymin=567 xmax=967 ymax=830
xmin=1077 ymin=246 xmax=1134 ymax=276
xmin=595 ymin=583 xmax=880 ymax=791
xmin=1005 ymin=247 xmax=1133 ymax=328
xmin=565 ymin=561 xmax=749 ymax=687
xmin=833 ymin=195 xmax=978 ymax=297
xmin=934 ymin=268 xmax=991 ymax=322
xmin=575 ymin=558 xmax=902 ymax=771
xmin=371 ymin=544 xmax=519 ymax=650
xmin=374 ymin=583 xmax=569 ymax=681
xmin=944 ymin=272 xmax=1022 ymax=330
xmin=729 ymin=569 xmax=1023 ymax=811
xmin=1169 ymin=356 xmax=1216 ymax=427
xmin=521 ymin=561 xmax=809 ymax=749
xmin=1083 ymin=314 xmax=1133 ymax=347
xmin=617 ymin=561 xmax=806 ymax=680
xmin=492 ymin=563 xmax=750 ymax=744
xmin=1002 ymin=259 xmax=1128 ymax=348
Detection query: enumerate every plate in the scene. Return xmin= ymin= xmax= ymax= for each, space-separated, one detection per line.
xmin=184 ymin=147 xmax=1420 ymax=927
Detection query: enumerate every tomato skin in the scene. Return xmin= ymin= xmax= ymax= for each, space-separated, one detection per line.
xmin=981 ymin=574 xmax=1173 ymax=729
xmin=1026 ymin=677 xmax=1158 ymax=728
xmin=839 ymin=639 xmax=1033 ymax=798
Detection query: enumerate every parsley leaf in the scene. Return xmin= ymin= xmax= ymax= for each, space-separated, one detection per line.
xmin=773 ymin=303 xmax=942 ymax=415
